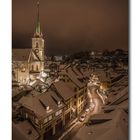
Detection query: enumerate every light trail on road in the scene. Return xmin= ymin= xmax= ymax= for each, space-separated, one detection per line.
xmin=62 ymin=78 xmax=105 ymax=140
xmin=87 ymin=81 xmax=103 ymax=114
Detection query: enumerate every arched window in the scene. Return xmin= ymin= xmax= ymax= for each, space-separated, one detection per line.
xmin=36 ymin=42 xmax=39 ymax=48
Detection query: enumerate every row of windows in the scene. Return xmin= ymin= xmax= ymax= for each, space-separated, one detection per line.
xmin=55 ymin=110 xmax=62 ymax=116
xmin=34 ymin=115 xmax=53 ymax=125
xmin=20 ymin=65 xmax=40 ymax=72
xmin=34 ymin=109 xmax=62 ymax=125
xmin=31 ymin=65 xmax=39 ymax=71
xmin=44 ymin=115 xmax=53 ymax=123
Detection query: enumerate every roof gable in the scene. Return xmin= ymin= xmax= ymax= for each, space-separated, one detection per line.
xmin=53 ymin=81 xmax=76 ymax=101
xmin=12 ymin=49 xmax=31 ymax=61
xmin=19 ymin=90 xmax=65 ymax=118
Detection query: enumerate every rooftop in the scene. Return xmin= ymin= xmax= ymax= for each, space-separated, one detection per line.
xmin=53 ymin=81 xmax=76 ymax=101
xmin=19 ymin=90 xmax=65 ymax=119
xmin=72 ymin=109 xmax=128 ymax=140
xmin=12 ymin=120 xmax=39 ymax=140
xmin=12 ymin=49 xmax=31 ymax=61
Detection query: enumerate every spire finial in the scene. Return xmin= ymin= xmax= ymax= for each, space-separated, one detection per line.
xmin=37 ymin=0 xmax=39 ymax=23
xmin=34 ymin=0 xmax=42 ymax=37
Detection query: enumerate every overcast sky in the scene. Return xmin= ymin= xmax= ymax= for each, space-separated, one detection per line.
xmin=12 ymin=0 xmax=128 ymax=55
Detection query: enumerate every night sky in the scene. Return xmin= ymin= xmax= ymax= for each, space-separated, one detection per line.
xmin=12 ymin=0 xmax=128 ymax=55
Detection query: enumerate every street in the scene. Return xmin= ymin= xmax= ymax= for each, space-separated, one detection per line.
xmin=62 ymin=80 xmax=103 ymax=140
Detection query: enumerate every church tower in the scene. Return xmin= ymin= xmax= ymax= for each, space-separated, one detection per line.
xmin=31 ymin=1 xmax=44 ymax=72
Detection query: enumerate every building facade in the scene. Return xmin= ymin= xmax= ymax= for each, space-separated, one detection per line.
xmin=12 ymin=2 xmax=45 ymax=85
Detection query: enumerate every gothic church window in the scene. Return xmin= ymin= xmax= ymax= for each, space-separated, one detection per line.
xmin=36 ymin=42 xmax=39 ymax=48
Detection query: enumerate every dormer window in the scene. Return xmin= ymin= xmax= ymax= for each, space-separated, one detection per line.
xmin=46 ymin=106 xmax=53 ymax=113
xmin=39 ymin=98 xmax=52 ymax=113
xmin=58 ymin=101 xmax=62 ymax=107
xmin=46 ymin=106 xmax=50 ymax=111
xmin=51 ymin=94 xmax=62 ymax=107
xmin=35 ymin=118 xmax=39 ymax=124
xmin=58 ymin=101 xmax=61 ymax=105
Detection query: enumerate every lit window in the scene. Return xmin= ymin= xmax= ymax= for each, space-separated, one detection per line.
xmin=59 ymin=110 xmax=62 ymax=114
xmin=21 ymin=64 xmax=26 ymax=72
xmin=55 ymin=109 xmax=62 ymax=116
xmin=25 ymin=113 xmax=28 ymax=119
xmin=58 ymin=101 xmax=61 ymax=105
xmin=48 ymin=115 xmax=52 ymax=121
xmin=46 ymin=106 xmax=50 ymax=111
xmin=21 ymin=68 xmax=26 ymax=72
xmin=35 ymin=118 xmax=39 ymax=124
xmin=44 ymin=118 xmax=48 ymax=123
xmin=55 ymin=111 xmax=58 ymax=116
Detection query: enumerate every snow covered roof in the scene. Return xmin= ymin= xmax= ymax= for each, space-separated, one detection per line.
xmin=53 ymin=81 xmax=76 ymax=101
xmin=19 ymin=90 xmax=65 ymax=119
xmin=12 ymin=49 xmax=31 ymax=61
xmin=72 ymin=109 xmax=128 ymax=140
xmin=12 ymin=120 xmax=39 ymax=140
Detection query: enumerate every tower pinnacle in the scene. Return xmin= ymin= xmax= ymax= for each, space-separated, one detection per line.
xmin=34 ymin=0 xmax=42 ymax=37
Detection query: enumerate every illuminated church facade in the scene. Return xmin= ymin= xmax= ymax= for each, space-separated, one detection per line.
xmin=12 ymin=2 xmax=45 ymax=85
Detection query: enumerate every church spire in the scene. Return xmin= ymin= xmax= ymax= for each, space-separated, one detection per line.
xmin=34 ymin=0 xmax=42 ymax=37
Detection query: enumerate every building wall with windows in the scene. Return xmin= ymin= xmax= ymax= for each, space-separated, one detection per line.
xmin=12 ymin=61 xmax=29 ymax=85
